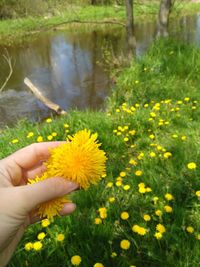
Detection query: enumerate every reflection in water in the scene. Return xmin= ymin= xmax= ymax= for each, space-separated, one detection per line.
xmin=1 ymin=13 xmax=200 ymax=127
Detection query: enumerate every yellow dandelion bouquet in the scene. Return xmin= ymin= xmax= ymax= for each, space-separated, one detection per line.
xmin=29 ymin=129 xmax=107 ymax=219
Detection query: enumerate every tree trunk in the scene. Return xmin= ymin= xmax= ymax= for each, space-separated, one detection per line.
xmin=125 ymin=0 xmax=136 ymax=57
xmin=157 ymin=0 xmax=172 ymax=38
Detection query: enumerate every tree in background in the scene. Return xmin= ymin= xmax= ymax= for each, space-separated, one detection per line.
xmin=125 ymin=0 xmax=136 ymax=57
xmin=157 ymin=0 xmax=172 ymax=37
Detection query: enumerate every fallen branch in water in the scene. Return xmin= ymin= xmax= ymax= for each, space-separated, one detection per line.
xmin=24 ymin=77 xmax=67 ymax=115
xmin=0 ymin=50 xmax=13 ymax=92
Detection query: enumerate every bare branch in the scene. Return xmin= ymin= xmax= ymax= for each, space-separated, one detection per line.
xmin=0 ymin=50 xmax=13 ymax=92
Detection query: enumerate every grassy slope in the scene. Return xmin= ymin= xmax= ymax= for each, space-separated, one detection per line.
xmin=0 ymin=2 xmax=200 ymax=45
xmin=1 ymin=39 xmax=200 ymax=267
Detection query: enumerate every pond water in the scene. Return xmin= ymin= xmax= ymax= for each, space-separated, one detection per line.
xmin=0 ymin=13 xmax=200 ymax=128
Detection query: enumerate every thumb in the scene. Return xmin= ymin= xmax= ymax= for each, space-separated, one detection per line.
xmin=18 ymin=177 xmax=78 ymax=211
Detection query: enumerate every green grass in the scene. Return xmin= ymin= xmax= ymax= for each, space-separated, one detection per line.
xmin=1 ymin=39 xmax=200 ymax=266
xmin=1 ymin=1 xmax=200 ymax=45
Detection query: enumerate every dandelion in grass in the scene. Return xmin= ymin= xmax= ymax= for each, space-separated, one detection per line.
xmin=186 ymin=226 xmax=194 ymax=233
xmin=187 ymin=162 xmax=197 ymax=170
xmin=156 ymin=224 xmax=166 ymax=234
xmin=30 ymin=129 xmax=107 ymax=219
xmin=71 ymin=255 xmax=82 ymax=266
xmin=120 ymin=239 xmax=131 ymax=250
xmin=143 ymin=214 xmax=151 ymax=221
xmin=94 ymin=263 xmax=104 ymax=267
xmin=11 ymin=139 xmax=19 ymax=144
xmin=121 ymin=212 xmax=129 ymax=220
xmin=154 ymin=232 xmax=163 ymax=240
xmin=165 ymin=193 xmax=174 ymax=201
xmin=94 ymin=218 xmax=102 ymax=224
xmin=37 ymin=232 xmax=46 ymax=240
xmin=41 ymin=218 xmax=50 ymax=227
xmin=24 ymin=242 xmax=33 ymax=251
xmin=57 ymin=234 xmax=65 ymax=242
xmin=164 ymin=205 xmax=173 ymax=213
xmin=33 ymin=241 xmax=43 ymax=251
xmin=195 ymin=190 xmax=200 ymax=197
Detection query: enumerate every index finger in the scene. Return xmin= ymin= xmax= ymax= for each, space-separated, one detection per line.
xmin=6 ymin=142 xmax=65 ymax=169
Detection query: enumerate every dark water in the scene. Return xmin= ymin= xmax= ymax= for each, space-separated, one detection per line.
xmin=0 ymin=13 xmax=200 ymax=128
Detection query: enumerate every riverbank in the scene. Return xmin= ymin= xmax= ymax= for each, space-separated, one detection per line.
xmin=1 ymin=39 xmax=200 ymax=267
xmin=1 ymin=2 xmax=200 ymax=45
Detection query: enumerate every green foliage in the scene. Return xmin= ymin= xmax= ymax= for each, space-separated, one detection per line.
xmin=1 ymin=40 xmax=200 ymax=266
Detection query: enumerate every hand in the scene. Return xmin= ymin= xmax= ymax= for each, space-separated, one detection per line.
xmin=0 ymin=142 xmax=78 ymax=267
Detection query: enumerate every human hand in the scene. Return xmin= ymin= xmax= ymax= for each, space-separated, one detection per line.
xmin=0 ymin=142 xmax=78 ymax=267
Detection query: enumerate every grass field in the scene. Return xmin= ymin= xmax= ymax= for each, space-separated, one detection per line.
xmin=0 ymin=39 xmax=199 ymax=266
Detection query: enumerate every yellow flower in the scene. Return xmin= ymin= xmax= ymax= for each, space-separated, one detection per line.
xmin=24 ymin=242 xmax=33 ymax=251
xmin=120 ymin=172 xmax=126 ymax=177
xmin=64 ymin=123 xmax=69 ymax=128
xmin=41 ymin=219 xmax=50 ymax=227
xmin=164 ymin=193 xmax=174 ymax=201
xmin=124 ymin=137 xmax=129 ymax=142
xmin=154 ymin=232 xmax=162 ymax=239
xmin=11 ymin=139 xmax=19 ymax=144
xmin=109 ymin=197 xmax=115 ymax=203
xmin=120 ymin=239 xmax=130 ymax=250
xmin=135 ymin=170 xmax=142 ymax=176
xmin=111 ymin=252 xmax=117 ymax=258
xmin=132 ymin=225 xmax=147 ymax=235
xmin=164 ymin=205 xmax=173 ymax=213
xmin=123 ymin=185 xmax=130 ymax=191
xmin=139 ymin=187 xmax=146 ymax=193
xmin=116 ymin=181 xmax=122 ymax=187
xmin=196 ymin=234 xmax=200 ymax=240
xmin=153 ymin=196 xmax=159 ymax=204
xmin=106 ymin=182 xmax=113 ymax=188
xmin=187 ymin=162 xmax=197 ymax=170
xmin=163 ymin=152 xmax=172 ymax=159
xmin=33 ymin=241 xmax=43 ymax=251
xmin=57 ymin=234 xmax=65 ymax=242
xmin=155 ymin=210 xmax=162 ymax=217
xmin=52 ymin=132 xmax=57 ymax=137
xmin=149 ymin=152 xmax=156 ymax=158
xmin=99 ymin=207 xmax=107 ymax=219
xmin=46 ymin=118 xmax=52 ymax=123
xmin=195 ymin=190 xmax=200 ymax=197
xmin=37 ymin=136 xmax=43 ymax=142
xmin=47 ymin=135 xmax=53 ymax=141
xmin=94 ymin=218 xmax=102 ymax=225
xmin=94 ymin=263 xmax=104 ymax=267
xmin=71 ymin=255 xmax=82 ymax=266
xmin=149 ymin=134 xmax=155 ymax=139
xmin=37 ymin=232 xmax=46 ymax=240
xmin=129 ymin=159 xmax=137 ymax=165
xmin=32 ymin=130 xmax=107 ymax=219
xmin=156 ymin=224 xmax=166 ymax=234
xmin=121 ymin=212 xmax=129 ymax=220
xmin=143 ymin=214 xmax=151 ymax=221
xmin=26 ymin=132 xmax=34 ymax=138
xmin=186 ymin=226 xmax=194 ymax=233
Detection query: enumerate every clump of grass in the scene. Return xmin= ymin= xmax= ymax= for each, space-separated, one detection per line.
xmin=1 ymin=40 xmax=200 ymax=267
